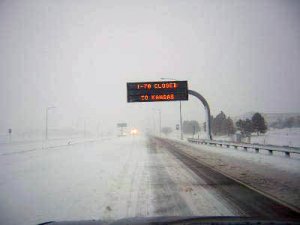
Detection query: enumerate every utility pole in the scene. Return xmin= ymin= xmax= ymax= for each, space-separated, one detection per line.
xmin=8 ymin=128 xmax=12 ymax=143
xmin=159 ymin=109 xmax=161 ymax=137
xmin=46 ymin=106 xmax=56 ymax=141
xmin=152 ymin=113 xmax=156 ymax=135
xmin=152 ymin=108 xmax=161 ymax=136
xmin=84 ymin=120 xmax=86 ymax=138
xmin=160 ymin=77 xmax=183 ymax=140
xmin=179 ymin=100 xmax=183 ymax=140
xmin=97 ymin=122 xmax=100 ymax=138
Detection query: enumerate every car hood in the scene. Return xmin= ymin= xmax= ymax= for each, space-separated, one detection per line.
xmin=38 ymin=216 xmax=300 ymax=225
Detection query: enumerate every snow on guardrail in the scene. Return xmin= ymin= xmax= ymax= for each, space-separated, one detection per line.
xmin=187 ymin=138 xmax=300 ymax=157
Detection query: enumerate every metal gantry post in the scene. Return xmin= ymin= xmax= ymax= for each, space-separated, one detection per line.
xmin=159 ymin=109 xmax=161 ymax=137
xmin=188 ymin=90 xmax=212 ymax=140
xmin=46 ymin=108 xmax=48 ymax=140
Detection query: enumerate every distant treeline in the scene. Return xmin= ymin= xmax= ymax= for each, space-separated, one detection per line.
xmin=270 ymin=116 xmax=300 ymax=129
xmin=181 ymin=112 xmax=299 ymax=137
xmin=183 ymin=112 xmax=268 ymax=137
xmin=235 ymin=112 xmax=267 ymax=136
xmin=210 ymin=111 xmax=236 ymax=136
xmin=211 ymin=112 xmax=267 ymax=136
xmin=182 ymin=120 xmax=201 ymax=135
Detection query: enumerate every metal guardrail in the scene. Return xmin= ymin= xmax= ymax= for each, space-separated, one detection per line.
xmin=187 ymin=138 xmax=300 ymax=157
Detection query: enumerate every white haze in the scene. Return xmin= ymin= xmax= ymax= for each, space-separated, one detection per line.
xmin=0 ymin=0 xmax=299 ymax=135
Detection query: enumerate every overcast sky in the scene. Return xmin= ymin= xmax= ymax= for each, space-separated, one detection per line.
xmin=0 ymin=0 xmax=299 ymax=134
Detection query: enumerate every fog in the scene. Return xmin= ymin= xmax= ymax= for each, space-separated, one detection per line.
xmin=0 ymin=0 xmax=299 ymax=135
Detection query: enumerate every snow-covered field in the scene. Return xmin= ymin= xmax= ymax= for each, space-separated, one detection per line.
xmin=0 ymin=133 xmax=84 ymax=145
xmin=0 ymin=137 xmax=106 ymax=156
xmin=0 ymin=137 xmax=149 ymax=225
xmin=251 ymin=128 xmax=300 ymax=147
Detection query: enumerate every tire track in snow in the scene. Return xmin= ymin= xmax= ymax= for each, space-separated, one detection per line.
xmin=147 ymin=138 xmax=193 ymax=216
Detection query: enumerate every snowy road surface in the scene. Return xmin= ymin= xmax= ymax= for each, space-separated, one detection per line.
xmin=0 ymin=136 xmax=299 ymax=225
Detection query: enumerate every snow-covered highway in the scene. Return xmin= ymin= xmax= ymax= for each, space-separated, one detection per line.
xmin=0 ymin=136 xmax=299 ymax=225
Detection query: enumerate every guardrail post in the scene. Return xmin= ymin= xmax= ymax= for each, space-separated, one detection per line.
xmin=243 ymin=147 xmax=247 ymax=151
xmin=255 ymin=148 xmax=259 ymax=153
xmin=285 ymin=152 xmax=290 ymax=157
xmin=234 ymin=146 xmax=238 ymax=149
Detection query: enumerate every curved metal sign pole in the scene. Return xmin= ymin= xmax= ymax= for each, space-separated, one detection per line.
xmin=188 ymin=90 xmax=213 ymax=140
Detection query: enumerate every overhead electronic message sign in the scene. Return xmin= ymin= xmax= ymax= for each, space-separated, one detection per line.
xmin=127 ymin=81 xmax=188 ymax=102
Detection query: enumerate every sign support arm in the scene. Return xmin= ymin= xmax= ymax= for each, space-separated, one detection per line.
xmin=188 ymin=89 xmax=212 ymax=140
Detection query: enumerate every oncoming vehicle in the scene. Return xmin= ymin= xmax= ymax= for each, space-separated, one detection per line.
xmin=130 ymin=128 xmax=139 ymax=135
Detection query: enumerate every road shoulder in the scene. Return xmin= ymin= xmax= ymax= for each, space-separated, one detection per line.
xmin=162 ymin=138 xmax=300 ymax=210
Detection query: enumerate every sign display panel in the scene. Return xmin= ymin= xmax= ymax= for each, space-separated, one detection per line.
xmin=117 ymin=123 xmax=127 ymax=127
xmin=127 ymin=81 xmax=188 ymax=102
